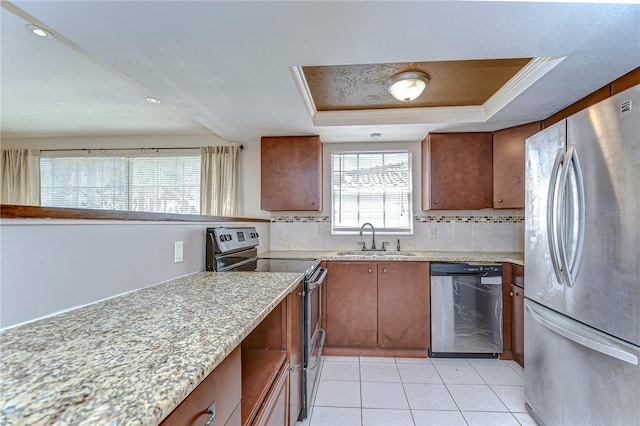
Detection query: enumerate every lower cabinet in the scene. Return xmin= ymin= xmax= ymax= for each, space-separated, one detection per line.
xmin=510 ymin=283 xmax=525 ymax=366
xmin=161 ymin=347 xmax=242 ymax=426
xmin=502 ymin=263 xmax=525 ymax=366
xmin=325 ymin=261 xmax=430 ymax=355
xmin=163 ymin=282 xmax=302 ymax=426
xmin=377 ymin=262 xmax=431 ymax=349
xmin=325 ymin=262 xmax=378 ymax=348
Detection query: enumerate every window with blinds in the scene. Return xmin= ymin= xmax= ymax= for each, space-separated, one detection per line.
xmin=40 ymin=154 xmax=201 ymax=214
xmin=331 ymin=150 xmax=413 ymax=234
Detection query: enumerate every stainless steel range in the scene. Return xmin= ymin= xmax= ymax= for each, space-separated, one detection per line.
xmin=205 ymin=226 xmax=326 ymax=421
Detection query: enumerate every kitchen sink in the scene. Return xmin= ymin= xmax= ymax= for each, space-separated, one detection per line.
xmin=335 ymin=251 xmax=416 ymax=257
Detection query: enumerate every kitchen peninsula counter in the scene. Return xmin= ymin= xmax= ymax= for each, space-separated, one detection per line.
xmin=0 ymin=271 xmax=302 ymax=425
xmin=262 ymin=250 xmax=524 ymax=266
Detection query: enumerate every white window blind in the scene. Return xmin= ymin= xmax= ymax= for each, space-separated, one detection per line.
xmin=331 ymin=150 xmax=412 ymax=234
xmin=40 ymin=154 xmax=201 ymax=214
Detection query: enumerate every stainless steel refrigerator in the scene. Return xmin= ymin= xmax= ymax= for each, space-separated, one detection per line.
xmin=524 ymin=84 xmax=639 ymax=426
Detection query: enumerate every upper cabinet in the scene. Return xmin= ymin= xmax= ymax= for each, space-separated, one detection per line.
xmin=492 ymin=122 xmax=542 ymax=209
xmin=261 ymin=135 xmax=322 ymax=211
xmin=422 ymin=132 xmax=493 ymax=210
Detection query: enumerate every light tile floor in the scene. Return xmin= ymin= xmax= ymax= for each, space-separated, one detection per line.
xmin=299 ymin=356 xmax=539 ymax=426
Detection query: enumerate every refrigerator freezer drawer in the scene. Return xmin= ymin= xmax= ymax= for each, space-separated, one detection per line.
xmin=525 ymin=299 xmax=640 ymax=426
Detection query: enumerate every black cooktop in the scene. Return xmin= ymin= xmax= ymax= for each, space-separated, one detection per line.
xmin=231 ymin=257 xmax=320 ymax=278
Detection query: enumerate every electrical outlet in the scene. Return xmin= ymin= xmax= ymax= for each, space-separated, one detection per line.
xmin=427 ymin=228 xmax=437 ymax=239
xmin=174 ymin=241 xmax=184 ymax=263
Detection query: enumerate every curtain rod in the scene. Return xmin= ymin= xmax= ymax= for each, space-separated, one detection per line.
xmin=40 ymin=145 xmax=244 ymax=153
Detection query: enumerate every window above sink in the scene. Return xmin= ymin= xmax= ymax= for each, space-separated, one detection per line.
xmin=331 ymin=150 xmax=413 ymax=235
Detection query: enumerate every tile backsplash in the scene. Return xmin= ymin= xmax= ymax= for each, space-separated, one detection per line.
xmin=270 ymin=211 xmax=524 ymax=252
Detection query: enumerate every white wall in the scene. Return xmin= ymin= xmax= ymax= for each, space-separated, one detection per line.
xmin=1 ymin=133 xmax=268 ymax=219
xmin=267 ymin=140 xmax=524 ymax=252
xmin=0 ymin=219 xmax=270 ymax=328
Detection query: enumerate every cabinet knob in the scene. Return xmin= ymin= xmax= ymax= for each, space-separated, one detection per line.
xmin=509 ymin=291 xmax=514 ymax=297
xmin=368 ymin=268 xmax=373 ymax=273
xmin=311 ymin=201 xmax=316 ymax=206
xmin=434 ymin=200 xmax=439 ymax=204
xmin=383 ymin=268 xmax=388 ymax=274
xmin=498 ymin=199 xmax=503 ymax=203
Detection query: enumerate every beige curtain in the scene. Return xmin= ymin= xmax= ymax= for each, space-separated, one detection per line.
xmin=1 ymin=149 xmax=41 ymax=206
xmin=200 ymin=145 xmax=239 ymax=216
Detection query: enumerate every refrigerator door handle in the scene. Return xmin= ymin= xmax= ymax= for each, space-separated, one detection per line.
xmin=526 ymin=304 xmax=638 ymax=365
xmin=568 ymin=146 xmax=585 ymax=285
xmin=556 ymin=145 xmax=586 ymax=287
xmin=546 ymin=148 xmax=565 ymax=283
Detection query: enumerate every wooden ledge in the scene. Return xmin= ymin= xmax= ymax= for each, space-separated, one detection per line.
xmin=0 ymin=204 xmax=269 ymax=222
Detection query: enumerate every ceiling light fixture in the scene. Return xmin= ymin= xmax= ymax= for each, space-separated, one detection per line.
xmin=25 ymin=24 xmax=53 ymax=39
xmin=384 ymin=71 xmax=430 ymax=102
xmin=146 ymin=97 xmax=162 ymax=104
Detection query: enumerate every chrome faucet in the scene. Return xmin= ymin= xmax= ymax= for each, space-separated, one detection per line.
xmin=359 ymin=222 xmax=382 ymax=251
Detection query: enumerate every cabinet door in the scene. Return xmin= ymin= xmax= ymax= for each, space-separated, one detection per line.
xmin=422 ymin=132 xmax=493 ymax=210
xmin=325 ymin=262 xmax=377 ymax=348
xmin=493 ymin=122 xmax=541 ymax=208
xmin=378 ymin=262 xmax=430 ymax=349
xmin=261 ymin=135 xmax=322 ymax=211
xmin=287 ymin=284 xmax=303 ymax=424
xmin=511 ymin=284 xmax=525 ymax=367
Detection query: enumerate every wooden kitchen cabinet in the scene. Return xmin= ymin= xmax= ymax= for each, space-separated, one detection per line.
xmin=510 ymin=264 xmax=525 ymax=367
xmin=325 ymin=262 xmax=378 ymax=348
xmin=162 ymin=283 xmax=302 ymax=426
xmin=161 ymin=347 xmax=242 ymax=426
xmin=241 ymin=287 xmax=299 ymax=426
xmin=492 ymin=122 xmax=542 ymax=208
xmin=378 ymin=262 xmax=430 ymax=349
xmin=324 ymin=261 xmax=430 ymax=356
xmin=501 ymin=263 xmax=525 ymax=366
xmin=261 ymin=135 xmax=322 ymax=211
xmin=422 ymin=132 xmax=493 ymax=210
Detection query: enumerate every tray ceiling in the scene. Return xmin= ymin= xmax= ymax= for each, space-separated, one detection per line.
xmin=303 ymin=58 xmax=532 ymax=111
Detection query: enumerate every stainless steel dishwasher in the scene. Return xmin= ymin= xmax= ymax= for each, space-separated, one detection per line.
xmin=429 ymin=262 xmax=503 ymax=358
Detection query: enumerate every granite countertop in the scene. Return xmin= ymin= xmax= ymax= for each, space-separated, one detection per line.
xmin=0 ymin=271 xmax=302 ymax=425
xmin=262 ymin=250 xmax=525 ymax=266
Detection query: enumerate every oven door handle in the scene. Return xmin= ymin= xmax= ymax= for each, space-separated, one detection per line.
xmin=308 ymin=267 xmax=327 ymax=290
xmin=307 ymin=328 xmax=326 ymax=370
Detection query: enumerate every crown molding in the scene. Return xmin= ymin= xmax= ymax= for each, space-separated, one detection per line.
xmin=313 ymin=106 xmax=485 ymax=126
xmin=290 ymin=66 xmax=317 ymax=120
xmin=483 ymin=56 xmax=566 ymax=120
xmin=291 ymin=57 xmax=565 ymax=127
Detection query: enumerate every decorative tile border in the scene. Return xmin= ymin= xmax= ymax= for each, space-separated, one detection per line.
xmin=271 ymin=215 xmax=524 ymax=223
xmin=270 ymin=216 xmax=330 ymax=223
xmin=414 ymin=215 xmax=524 ymax=223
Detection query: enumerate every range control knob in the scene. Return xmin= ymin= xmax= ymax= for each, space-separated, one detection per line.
xmin=219 ymin=235 xmax=225 ymax=242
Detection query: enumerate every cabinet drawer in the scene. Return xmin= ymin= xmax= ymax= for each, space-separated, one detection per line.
xmin=254 ymin=362 xmax=290 ymax=426
xmin=161 ymin=347 xmax=241 ymax=426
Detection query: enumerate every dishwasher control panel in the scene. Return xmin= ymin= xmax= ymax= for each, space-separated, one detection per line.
xmin=430 ymin=262 xmax=502 ymax=276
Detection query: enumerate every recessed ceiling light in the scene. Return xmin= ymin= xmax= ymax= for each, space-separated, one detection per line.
xmin=370 ymin=132 xmax=382 ymax=139
xmin=146 ymin=97 xmax=162 ymax=104
xmin=25 ymin=24 xmax=53 ymax=39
